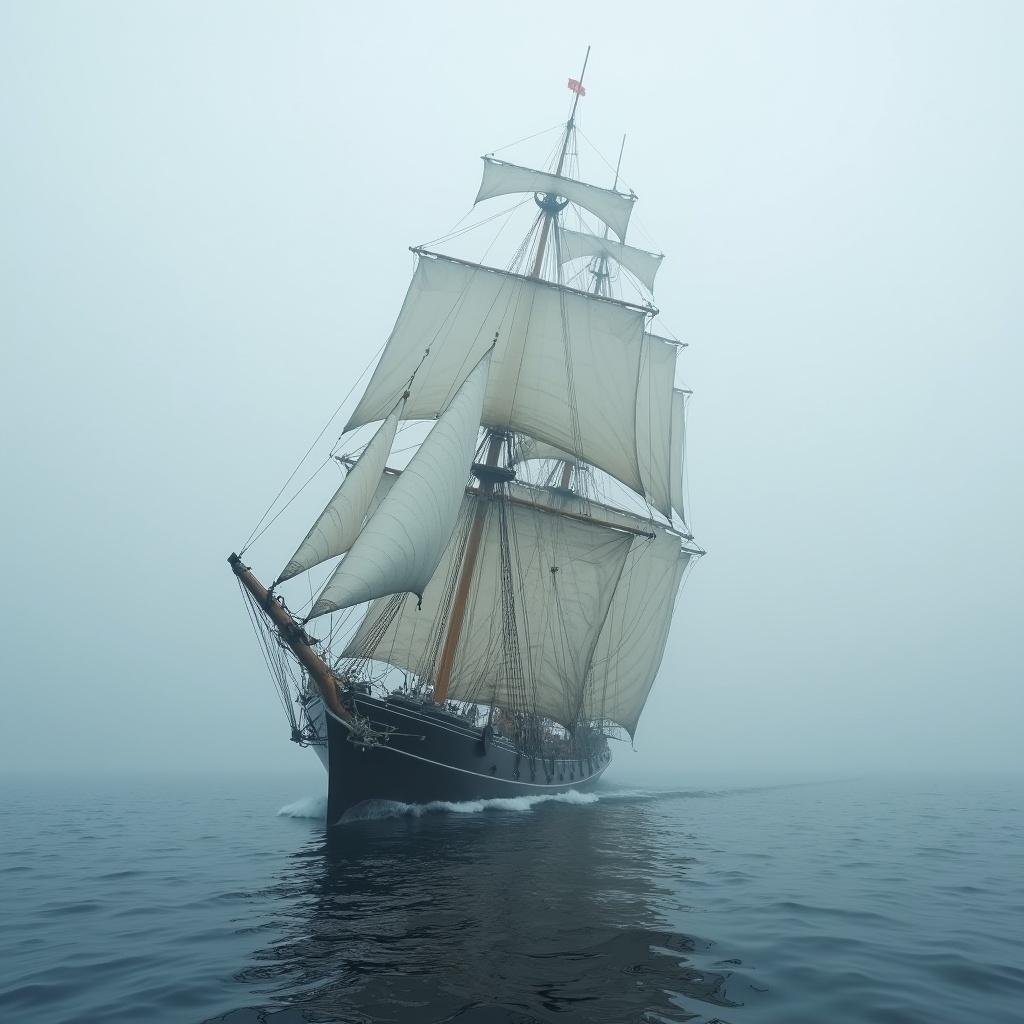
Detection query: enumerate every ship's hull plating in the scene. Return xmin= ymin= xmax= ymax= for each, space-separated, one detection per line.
xmin=307 ymin=694 xmax=610 ymax=824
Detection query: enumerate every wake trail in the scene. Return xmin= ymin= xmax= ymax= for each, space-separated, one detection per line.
xmin=276 ymin=790 xmax=600 ymax=824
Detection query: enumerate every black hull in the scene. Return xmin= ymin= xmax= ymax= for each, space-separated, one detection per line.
xmin=321 ymin=694 xmax=611 ymax=824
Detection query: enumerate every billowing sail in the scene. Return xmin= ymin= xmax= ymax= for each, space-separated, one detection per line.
xmin=670 ymin=389 xmax=686 ymax=523
xmin=278 ymin=402 xmax=404 ymax=583
xmin=636 ymin=335 xmax=678 ymax=518
xmin=557 ymin=228 xmax=664 ymax=292
xmin=475 ymin=157 xmax=635 ymax=240
xmin=509 ymin=332 xmax=678 ymax=519
xmin=346 ymin=252 xmax=655 ymax=495
xmin=582 ymin=531 xmax=691 ymax=736
xmin=307 ymin=353 xmax=491 ymax=619
xmin=343 ymin=496 xmax=634 ymax=728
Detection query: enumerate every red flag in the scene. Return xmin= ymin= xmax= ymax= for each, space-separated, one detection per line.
xmin=567 ymin=78 xmax=586 ymax=96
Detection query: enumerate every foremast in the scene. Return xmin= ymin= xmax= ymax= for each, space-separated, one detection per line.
xmin=557 ymin=132 xmax=627 ymax=494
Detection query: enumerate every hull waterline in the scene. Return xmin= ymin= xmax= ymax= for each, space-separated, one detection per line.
xmin=308 ymin=694 xmax=611 ymax=824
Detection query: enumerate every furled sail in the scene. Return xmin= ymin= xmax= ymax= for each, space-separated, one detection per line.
xmin=475 ymin=158 xmax=635 ymax=241
xmin=582 ymin=530 xmax=691 ymax=736
xmin=343 ymin=497 xmax=635 ymax=729
xmin=670 ymin=389 xmax=686 ymax=523
xmin=557 ymin=228 xmax=664 ymax=292
xmin=307 ymin=353 xmax=491 ymax=619
xmin=345 ymin=252 xmax=655 ymax=496
xmin=277 ymin=402 xmax=404 ymax=583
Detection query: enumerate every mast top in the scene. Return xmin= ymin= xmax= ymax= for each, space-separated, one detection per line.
xmin=558 ymin=46 xmax=591 ymax=177
xmin=566 ymin=45 xmax=591 ymax=133
xmin=531 ymin=47 xmax=592 ymax=281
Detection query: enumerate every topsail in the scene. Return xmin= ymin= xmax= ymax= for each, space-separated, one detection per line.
xmin=346 ymin=253 xmax=659 ymax=497
xmin=511 ymin=332 xmax=682 ymax=521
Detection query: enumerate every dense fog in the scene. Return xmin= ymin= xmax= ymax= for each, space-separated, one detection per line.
xmin=2 ymin=1 xmax=1020 ymax=777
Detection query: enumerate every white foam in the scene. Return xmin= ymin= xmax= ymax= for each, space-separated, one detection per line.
xmin=337 ymin=789 xmax=599 ymax=824
xmin=277 ymin=794 xmax=328 ymax=819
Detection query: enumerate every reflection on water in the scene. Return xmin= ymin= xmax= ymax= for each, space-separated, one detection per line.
xmin=5 ymin=776 xmax=1020 ymax=1022
xmin=211 ymin=793 xmax=743 ymax=1023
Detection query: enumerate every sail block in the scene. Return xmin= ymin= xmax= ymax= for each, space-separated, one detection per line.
xmin=475 ymin=158 xmax=636 ymax=241
xmin=557 ymin=228 xmax=664 ymax=293
xmin=346 ymin=253 xmax=654 ymax=497
xmin=308 ymin=353 xmax=491 ymax=618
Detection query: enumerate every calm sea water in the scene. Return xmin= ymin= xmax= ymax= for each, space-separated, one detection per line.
xmin=1 ymin=772 xmax=1021 ymax=1023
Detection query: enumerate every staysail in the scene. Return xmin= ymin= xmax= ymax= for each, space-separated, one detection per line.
xmin=277 ymin=401 xmax=404 ymax=583
xmin=307 ymin=352 xmax=491 ymax=618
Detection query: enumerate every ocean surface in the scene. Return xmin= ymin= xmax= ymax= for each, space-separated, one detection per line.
xmin=1 ymin=773 xmax=1021 ymax=1023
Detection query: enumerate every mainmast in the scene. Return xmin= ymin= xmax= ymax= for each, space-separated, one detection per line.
xmin=434 ymin=48 xmax=591 ymax=705
xmin=555 ymin=126 xmax=622 ymax=493
xmin=529 ymin=46 xmax=590 ymax=279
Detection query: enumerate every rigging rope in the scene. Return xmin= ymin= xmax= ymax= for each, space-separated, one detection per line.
xmin=240 ymin=341 xmax=386 ymax=555
xmin=239 ymin=580 xmax=298 ymax=729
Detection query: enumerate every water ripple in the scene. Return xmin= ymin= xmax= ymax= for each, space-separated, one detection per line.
xmin=0 ymin=775 xmax=1022 ymax=1023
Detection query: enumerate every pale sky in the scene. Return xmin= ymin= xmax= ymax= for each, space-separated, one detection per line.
xmin=2 ymin=1 xmax=1021 ymax=778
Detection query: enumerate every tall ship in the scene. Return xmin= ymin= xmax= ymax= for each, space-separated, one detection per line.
xmin=230 ymin=56 xmax=703 ymax=823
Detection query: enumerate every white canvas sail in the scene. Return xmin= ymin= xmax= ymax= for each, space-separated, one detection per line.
xmin=345 ymin=253 xmax=653 ymax=496
xmin=277 ymin=402 xmax=404 ymax=583
xmin=670 ymin=389 xmax=686 ymax=523
xmin=508 ymin=332 xmax=678 ymax=519
xmin=514 ymin=437 xmax=580 ymax=465
xmin=307 ymin=353 xmax=491 ymax=619
xmin=583 ymin=532 xmax=691 ymax=736
xmin=233 ymin=97 xmax=704 ymax=769
xmin=475 ymin=157 xmax=635 ymax=240
xmin=636 ymin=335 xmax=678 ymax=518
xmin=344 ymin=497 xmax=634 ymax=728
xmin=557 ymin=228 xmax=664 ymax=292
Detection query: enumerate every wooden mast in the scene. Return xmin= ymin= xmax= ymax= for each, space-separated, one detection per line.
xmin=433 ymin=49 xmax=591 ymax=705
xmin=228 ymin=553 xmax=352 ymax=722
xmin=557 ymin=132 xmax=626 ymax=492
xmin=591 ymin=133 xmax=627 ymax=298
xmin=529 ymin=46 xmax=590 ymax=279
